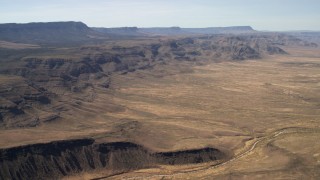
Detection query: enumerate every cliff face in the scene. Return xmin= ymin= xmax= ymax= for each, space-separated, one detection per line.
xmin=0 ymin=139 xmax=225 ymax=180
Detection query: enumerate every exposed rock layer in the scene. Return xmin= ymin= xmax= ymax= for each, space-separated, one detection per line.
xmin=0 ymin=139 xmax=225 ymax=180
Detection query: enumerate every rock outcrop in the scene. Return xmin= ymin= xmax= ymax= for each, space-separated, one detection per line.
xmin=0 ymin=139 xmax=226 ymax=180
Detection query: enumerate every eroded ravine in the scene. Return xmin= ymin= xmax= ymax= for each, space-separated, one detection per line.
xmin=0 ymin=139 xmax=226 ymax=180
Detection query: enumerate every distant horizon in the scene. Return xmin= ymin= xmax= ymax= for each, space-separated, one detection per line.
xmin=1 ymin=21 xmax=320 ymax=32
xmin=1 ymin=0 xmax=319 ymax=31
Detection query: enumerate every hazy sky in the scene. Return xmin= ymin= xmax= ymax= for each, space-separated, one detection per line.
xmin=1 ymin=0 xmax=320 ymax=31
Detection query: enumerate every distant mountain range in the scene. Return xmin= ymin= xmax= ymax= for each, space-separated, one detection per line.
xmin=282 ymin=31 xmax=320 ymax=44
xmin=93 ymin=26 xmax=255 ymax=36
xmin=0 ymin=21 xmax=319 ymax=46
xmin=0 ymin=21 xmax=256 ymax=45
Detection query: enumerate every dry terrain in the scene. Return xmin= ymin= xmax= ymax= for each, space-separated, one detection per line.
xmin=60 ymin=47 xmax=320 ymax=179
xmin=2 ymin=47 xmax=319 ymax=179
xmin=0 ymin=29 xmax=319 ymax=179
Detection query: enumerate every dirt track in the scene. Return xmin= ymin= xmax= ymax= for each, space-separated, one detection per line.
xmin=114 ymin=127 xmax=319 ymax=180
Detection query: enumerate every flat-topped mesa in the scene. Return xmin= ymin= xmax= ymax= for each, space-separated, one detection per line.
xmin=0 ymin=21 xmax=101 ymax=44
xmin=0 ymin=21 xmax=89 ymax=32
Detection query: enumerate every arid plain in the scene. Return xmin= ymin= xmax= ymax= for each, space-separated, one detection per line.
xmin=59 ymin=47 xmax=320 ymax=179
xmin=0 ymin=22 xmax=320 ymax=180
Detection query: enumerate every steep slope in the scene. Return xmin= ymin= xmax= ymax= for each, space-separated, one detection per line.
xmin=0 ymin=138 xmax=225 ymax=180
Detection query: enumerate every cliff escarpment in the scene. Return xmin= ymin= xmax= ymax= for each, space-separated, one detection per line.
xmin=0 ymin=139 xmax=226 ymax=180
